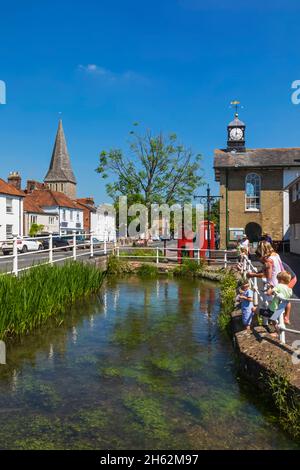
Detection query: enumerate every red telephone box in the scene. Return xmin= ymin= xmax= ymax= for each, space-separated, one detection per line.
xmin=177 ymin=221 xmax=215 ymax=263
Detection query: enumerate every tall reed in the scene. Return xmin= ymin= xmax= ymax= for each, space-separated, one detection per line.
xmin=0 ymin=262 xmax=105 ymax=339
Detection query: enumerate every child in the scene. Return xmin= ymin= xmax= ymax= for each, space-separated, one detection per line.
xmin=237 ymin=281 xmax=254 ymax=331
xmin=260 ymin=271 xmax=293 ymax=334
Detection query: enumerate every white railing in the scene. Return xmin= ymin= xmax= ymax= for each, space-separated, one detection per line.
xmin=0 ymin=232 xmax=115 ymax=277
xmin=114 ymin=245 xmax=238 ymax=269
xmin=240 ymin=254 xmax=300 ymax=344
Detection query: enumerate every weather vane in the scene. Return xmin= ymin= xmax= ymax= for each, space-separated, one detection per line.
xmin=230 ymin=100 xmax=243 ymax=115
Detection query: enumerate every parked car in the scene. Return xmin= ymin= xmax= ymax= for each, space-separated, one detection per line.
xmin=41 ymin=236 xmax=70 ymax=251
xmin=2 ymin=237 xmax=43 ymax=255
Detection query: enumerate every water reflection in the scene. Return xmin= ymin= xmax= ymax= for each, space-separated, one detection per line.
xmin=0 ymin=278 xmax=298 ymax=450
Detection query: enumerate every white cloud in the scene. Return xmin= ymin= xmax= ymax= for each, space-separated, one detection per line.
xmin=78 ymin=64 xmax=148 ymax=84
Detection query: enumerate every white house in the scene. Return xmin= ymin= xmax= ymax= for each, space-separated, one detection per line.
xmin=0 ymin=178 xmax=24 ymax=240
xmin=23 ymin=194 xmax=59 ymax=236
xmin=24 ymin=189 xmax=84 ymax=235
xmin=92 ymin=204 xmax=116 ymax=241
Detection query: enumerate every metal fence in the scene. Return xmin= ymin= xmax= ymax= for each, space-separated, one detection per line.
xmin=0 ymin=232 xmax=115 ymax=276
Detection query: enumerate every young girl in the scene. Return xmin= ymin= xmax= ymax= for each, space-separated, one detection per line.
xmin=237 ymin=281 xmax=254 ymax=331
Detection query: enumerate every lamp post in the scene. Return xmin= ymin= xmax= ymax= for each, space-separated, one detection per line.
xmin=194 ymin=185 xmax=223 ymax=251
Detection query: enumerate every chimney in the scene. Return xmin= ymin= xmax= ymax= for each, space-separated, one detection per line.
xmin=8 ymin=171 xmax=21 ymax=190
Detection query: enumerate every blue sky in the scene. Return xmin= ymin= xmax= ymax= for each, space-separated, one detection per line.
xmin=1 ymin=0 xmax=300 ymax=203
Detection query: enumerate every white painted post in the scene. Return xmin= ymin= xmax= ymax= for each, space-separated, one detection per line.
xmin=117 ymin=246 xmax=120 ymax=258
xmin=279 ymin=312 xmax=286 ymax=344
xmin=12 ymin=235 xmax=18 ymax=277
xmin=90 ymin=232 xmax=94 ymax=258
xmin=73 ymin=231 xmax=77 ymax=260
xmin=197 ymin=249 xmax=200 ymax=265
xmin=224 ymin=250 xmax=227 ymax=269
xmin=156 ymin=247 xmax=159 ymax=265
xmin=49 ymin=232 xmax=53 ymax=265
xmin=104 ymin=238 xmax=107 ymax=255
xmin=253 ymin=277 xmax=259 ymax=306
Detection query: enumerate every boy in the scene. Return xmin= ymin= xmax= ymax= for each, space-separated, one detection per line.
xmin=237 ymin=281 xmax=254 ymax=331
xmin=260 ymin=271 xmax=293 ymax=335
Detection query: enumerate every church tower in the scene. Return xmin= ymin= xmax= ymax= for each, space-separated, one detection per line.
xmin=44 ymin=120 xmax=77 ymax=199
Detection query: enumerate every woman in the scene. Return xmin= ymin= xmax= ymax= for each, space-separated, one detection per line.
xmin=247 ymin=241 xmax=297 ymax=324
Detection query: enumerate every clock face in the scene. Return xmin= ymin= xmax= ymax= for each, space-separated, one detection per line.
xmin=230 ymin=127 xmax=243 ymax=141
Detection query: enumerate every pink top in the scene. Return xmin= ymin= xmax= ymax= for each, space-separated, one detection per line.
xmin=266 ymin=254 xmax=284 ymax=286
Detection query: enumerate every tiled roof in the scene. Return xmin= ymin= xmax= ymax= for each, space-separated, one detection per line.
xmin=0 ymin=178 xmax=24 ymax=197
xmin=23 ymin=195 xmax=45 ymax=214
xmin=75 ymin=199 xmax=96 ymax=212
xmin=214 ymin=148 xmax=300 ymax=170
xmin=28 ymin=189 xmax=80 ymax=209
xmin=44 ymin=120 xmax=76 ymax=184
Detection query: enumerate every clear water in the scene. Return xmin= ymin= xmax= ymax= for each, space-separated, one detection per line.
xmin=0 ymin=277 xmax=298 ymax=450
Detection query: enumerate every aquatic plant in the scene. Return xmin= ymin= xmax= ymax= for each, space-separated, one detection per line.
xmin=106 ymin=255 xmax=132 ymax=276
xmin=136 ymin=264 xmax=159 ymax=278
xmin=264 ymin=359 xmax=300 ymax=439
xmin=173 ymin=259 xmax=206 ymax=277
xmin=0 ymin=262 xmax=105 ymax=339
xmin=218 ymin=270 xmax=238 ymax=331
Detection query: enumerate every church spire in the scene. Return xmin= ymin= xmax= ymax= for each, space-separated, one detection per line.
xmin=44 ymin=120 xmax=76 ymax=185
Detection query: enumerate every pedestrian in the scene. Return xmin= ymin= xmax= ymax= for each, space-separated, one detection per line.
xmin=260 ymin=271 xmax=293 ymax=335
xmin=237 ymin=281 xmax=254 ymax=331
xmin=240 ymin=234 xmax=250 ymax=255
xmin=247 ymin=241 xmax=297 ymax=326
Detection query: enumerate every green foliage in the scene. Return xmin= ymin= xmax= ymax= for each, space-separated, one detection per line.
xmin=96 ymin=125 xmax=204 ymax=207
xmin=218 ymin=271 xmax=238 ymax=331
xmin=265 ymin=359 xmax=300 ymax=438
xmin=106 ymin=255 xmax=132 ymax=276
xmin=120 ymin=248 xmax=159 ymax=259
xmin=0 ymin=262 xmax=105 ymax=339
xmin=29 ymin=223 xmax=44 ymax=237
xmin=173 ymin=258 xmax=206 ymax=277
xmin=136 ymin=264 xmax=159 ymax=278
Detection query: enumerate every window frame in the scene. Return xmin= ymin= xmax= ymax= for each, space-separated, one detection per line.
xmin=245 ymin=173 xmax=261 ymax=212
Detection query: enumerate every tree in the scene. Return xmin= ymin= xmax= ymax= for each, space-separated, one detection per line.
xmin=29 ymin=223 xmax=44 ymax=237
xmin=96 ymin=126 xmax=204 ymax=208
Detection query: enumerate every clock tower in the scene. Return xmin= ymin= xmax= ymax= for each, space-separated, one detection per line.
xmin=227 ymin=112 xmax=246 ymax=152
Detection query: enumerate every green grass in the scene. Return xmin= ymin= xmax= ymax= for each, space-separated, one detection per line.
xmin=0 ymin=262 xmax=105 ymax=339
xmin=106 ymin=255 xmax=133 ymax=276
xmin=136 ymin=264 xmax=159 ymax=278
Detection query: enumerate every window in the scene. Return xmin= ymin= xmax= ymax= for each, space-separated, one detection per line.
xmin=30 ymin=215 xmax=37 ymax=225
xmin=6 ymin=224 xmax=13 ymax=239
xmin=49 ymin=216 xmax=55 ymax=225
xmin=62 ymin=210 xmax=66 ymax=221
xmin=6 ymin=198 xmax=13 ymax=214
xmin=70 ymin=210 xmax=73 ymax=221
xmin=245 ymin=173 xmax=261 ymax=211
xmin=61 ymin=184 xmax=64 ymax=192
xmin=76 ymin=211 xmax=80 ymax=222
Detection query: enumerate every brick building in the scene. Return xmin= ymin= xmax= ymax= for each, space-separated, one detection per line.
xmin=214 ymin=112 xmax=300 ymax=249
xmin=285 ymin=175 xmax=300 ymax=254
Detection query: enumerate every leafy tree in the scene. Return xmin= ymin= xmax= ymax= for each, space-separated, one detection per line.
xmin=29 ymin=223 xmax=44 ymax=237
xmin=96 ymin=126 xmax=204 ymax=207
